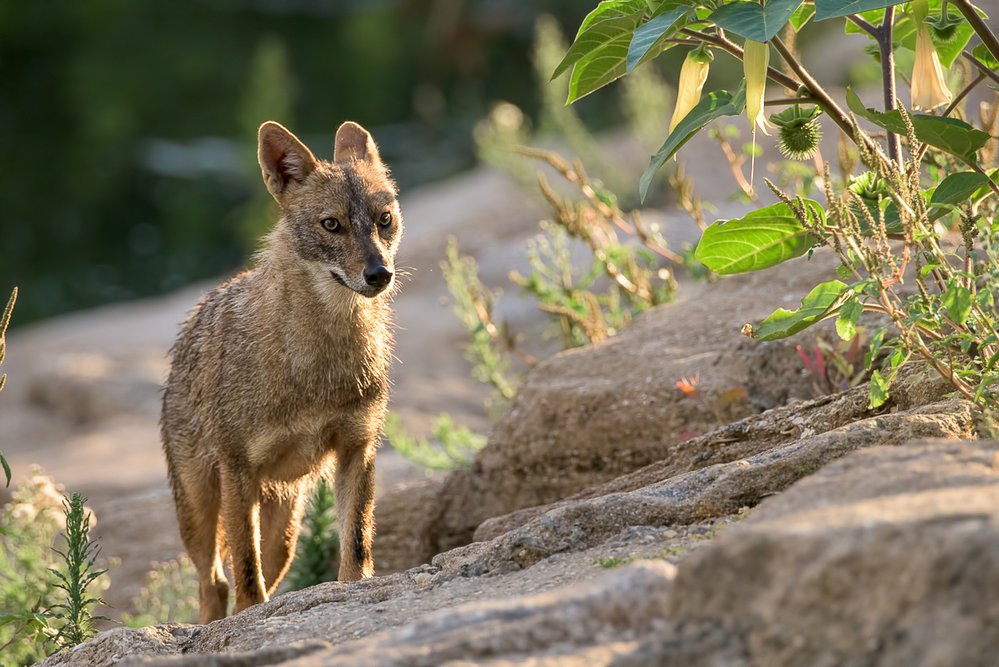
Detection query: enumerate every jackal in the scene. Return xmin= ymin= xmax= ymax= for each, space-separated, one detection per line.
xmin=162 ymin=121 xmax=401 ymax=623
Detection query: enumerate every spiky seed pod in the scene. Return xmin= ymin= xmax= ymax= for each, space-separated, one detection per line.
xmin=927 ymin=2 xmax=963 ymax=44
xmin=847 ymin=171 xmax=890 ymax=202
xmin=743 ymin=39 xmax=772 ymax=136
xmin=669 ymin=45 xmax=713 ymax=133
xmin=770 ymin=105 xmax=823 ymax=160
xmin=911 ymin=0 xmax=952 ymax=110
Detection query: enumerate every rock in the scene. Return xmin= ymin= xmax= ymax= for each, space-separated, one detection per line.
xmin=377 ymin=251 xmax=884 ymax=571
xmin=372 ymin=479 xmax=442 ymax=574
xmin=26 ymin=352 xmax=165 ymax=425
xmin=46 ymin=439 xmax=998 ymax=666
xmin=437 ymin=396 xmax=976 ymax=577
xmin=474 ymin=366 xmax=953 ymax=542
xmin=661 ymin=439 xmax=999 ymax=666
xmin=43 ymin=626 xmax=191 ymax=666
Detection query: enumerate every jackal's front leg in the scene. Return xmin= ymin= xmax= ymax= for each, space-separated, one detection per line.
xmin=220 ymin=467 xmax=268 ymax=611
xmin=334 ymin=442 xmax=376 ymax=580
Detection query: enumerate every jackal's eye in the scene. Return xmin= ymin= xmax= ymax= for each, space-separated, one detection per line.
xmin=378 ymin=211 xmax=392 ymax=227
xmin=320 ymin=217 xmax=341 ymax=232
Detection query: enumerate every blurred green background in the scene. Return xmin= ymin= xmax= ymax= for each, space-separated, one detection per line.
xmin=1 ymin=0 xmax=622 ymax=324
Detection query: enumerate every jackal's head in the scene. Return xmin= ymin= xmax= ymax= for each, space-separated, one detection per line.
xmin=258 ymin=121 xmax=402 ymax=298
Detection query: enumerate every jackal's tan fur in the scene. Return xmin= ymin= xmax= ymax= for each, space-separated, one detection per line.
xmin=162 ymin=121 xmax=401 ymax=623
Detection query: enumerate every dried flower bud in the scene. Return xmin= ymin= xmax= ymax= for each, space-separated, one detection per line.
xmin=669 ymin=46 xmax=713 ymax=133
xmin=743 ymin=39 xmax=772 ymax=136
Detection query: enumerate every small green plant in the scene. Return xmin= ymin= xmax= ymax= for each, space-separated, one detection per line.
xmin=50 ymin=493 xmax=107 ymax=650
xmin=797 ymin=332 xmax=869 ymax=396
xmin=384 ymin=413 xmax=487 ymax=473
xmin=121 ymin=555 xmax=199 ymax=627
xmin=0 ymin=469 xmax=63 ymax=663
xmin=652 ymin=544 xmax=692 ymax=560
xmin=514 ymin=148 xmax=678 ymax=346
xmin=441 ymin=240 xmax=525 ymax=404
xmin=0 ymin=286 xmax=17 ymax=486
xmin=285 ymin=480 xmax=339 ymax=591
xmin=594 ymin=556 xmax=631 ymax=569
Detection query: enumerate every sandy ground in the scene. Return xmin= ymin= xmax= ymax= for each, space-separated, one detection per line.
xmin=0 ymin=133 xmax=754 ymax=618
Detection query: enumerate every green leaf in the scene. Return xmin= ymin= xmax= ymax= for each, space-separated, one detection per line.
xmin=0 ymin=453 xmax=9 ymax=487
xmin=573 ymin=0 xmax=648 ymax=37
xmin=866 ymin=326 xmax=887 ymax=370
xmin=709 ymin=0 xmax=803 ymax=42
xmin=846 ymin=88 xmax=990 ymax=162
xmin=815 ymin=0 xmax=906 ymax=21
xmin=930 ymin=171 xmax=990 ymax=210
xmin=789 ymin=2 xmax=816 ymax=30
xmin=627 ymin=3 xmax=692 ymax=72
xmin=694 ymin=199 xmax=821 ymax=275
xmin=640 ymin=83 xmax=746 ymax=201
xmin=890 ymin=346 xmax=907 ymax=369
xmin=942 ymin=282 xmax=973 ymax=326
xmin=836 ymin=297 xmax=863 ymax=341
xmin=973 ymin=43 xmax=999 ymax=70
xmin=752 ymin=280 xmax=852 ymax=341
xmin=868 ymin=369 xmax=889 ymax=408
xmin=556 ymin=15 xmax=642 ymax=102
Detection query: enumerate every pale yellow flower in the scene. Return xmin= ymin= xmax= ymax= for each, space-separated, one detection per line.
xmin=743 ymin=39 xmax=772 ymax=136
xmin=669 ymin=47 xmax=712 ymax=133
xmin=911 ymin=22 xmax=952 ymax=110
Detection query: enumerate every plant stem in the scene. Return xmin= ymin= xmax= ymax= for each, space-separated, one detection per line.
xmin=877 ymin=7 xmax=902 ymax=166
xmin=680 ymin=28 xmax=801 ymax=91
xmin=965 ymin=160 xmax=999 ymax=198
xmin=961 ymin=51 xmax=999 ymax=86
xmin=769 ymin=36 xmax=879 ymax=156
xmin=952 ymin=0 xmax=999 ymax=62
xmin=943 ymin=72 xmax=986 ymax=117
xmin=846 ymin=14 xmax=878 ymax=36
xmin=764 ymin=96 xmax=818 ymax=106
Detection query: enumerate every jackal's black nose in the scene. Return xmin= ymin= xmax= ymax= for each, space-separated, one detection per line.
xmin=363 ymin=265 xmax=393 ymax=288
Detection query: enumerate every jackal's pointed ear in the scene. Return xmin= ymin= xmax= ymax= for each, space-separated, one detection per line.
xmin=258 ymin=122 xmax=318 ymax=201
xmin=334 ymin=121 xmax=382 ymax=165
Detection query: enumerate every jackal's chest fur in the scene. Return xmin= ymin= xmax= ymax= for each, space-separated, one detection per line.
xmin=164 ymin=265 xmax=394 ymax=483
xmin=245 ymin=307 xmax=391 ymax=482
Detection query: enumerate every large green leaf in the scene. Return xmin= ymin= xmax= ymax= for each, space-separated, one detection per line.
xmin=753 ymin=280 xmax=852 ymax=341
xmin=566 ymin=17 xmax=641 ymax=102
xmin=553 ymin=1 xmax=646 ymax=82
xmin=847 ymin=88 xmax=990 ymax=162
xmin=640 ymin=83 xmax=746 ymax=201
xmin=694 ymin=200 xmax=822 ymax=275
xmin=709 ymin=0 xmax=803 ymax=42
xmin=553 ymin=14 xmax=641 ymax=87
xmin=576 ymin=0 xmax=648 ymax=36
xmin=843 ymin=2 xmax=984 ymax=68
xmin=930 ymin=172 xmax=990 ymax=209
xmin=815 ymin=0 xmax=906 ymax=21
xmin=627 ymin=2 xmax=693 ymax=72
xmin=789 ymin=3 xmax=816 ymax=30
xmin=942 ymin=281 xmax=973 ymax=326
xmin=973 ymin=43 xmax=999 ymax=70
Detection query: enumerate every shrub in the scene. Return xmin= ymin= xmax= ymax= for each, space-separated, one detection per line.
xmin=556 ymin=0 xmax=999 ymax=410
xmin=121 ymin=555 xmax=199 ymax=628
